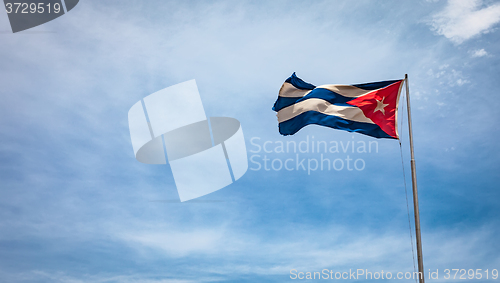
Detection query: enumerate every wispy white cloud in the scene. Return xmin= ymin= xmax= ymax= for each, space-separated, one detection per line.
xmin=119 ymin=229 xmax=226 ymax=257
xmin=2 ymin=222 xmax=498 ymax=282
xmin=119 ymin=226 xmax=413 ymax=272
xmin=0 ymin=270 xmax=207 ymax=283
xmin=429 ymin=0 xmax=500 ymax=43
xmin=471 ymin=48 xmax=488 ymax=57
xmin=426 ymin=64 xmax=469 ymax=87
xmin=115 ymin=221 xmax=500 ymax=279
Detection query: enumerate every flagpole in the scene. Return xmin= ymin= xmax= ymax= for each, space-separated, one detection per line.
xmin=405 ymin=74 xmax=425 ymax=283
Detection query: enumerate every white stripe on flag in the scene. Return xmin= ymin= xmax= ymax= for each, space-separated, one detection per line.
xmin=315 ymin=84 xmax=375 ymax=98
xmin=277 ymin=98 xmax=374 ymax=124
xmin=278 ymin=82 xmax=312 ymax=97
xmin=279 ymin=82 xmax=377 ymax=98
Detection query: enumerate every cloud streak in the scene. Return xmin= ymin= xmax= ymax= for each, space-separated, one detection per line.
xmin=429 ymin=0 xmax=500 ymax=43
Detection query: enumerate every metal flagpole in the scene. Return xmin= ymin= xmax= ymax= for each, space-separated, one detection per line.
xmin=405 ymin=74 xmax=425 ymax=283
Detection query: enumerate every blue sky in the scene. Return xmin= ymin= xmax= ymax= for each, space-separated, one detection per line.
xmin=1 ymin=0 xmax=500 ymax=282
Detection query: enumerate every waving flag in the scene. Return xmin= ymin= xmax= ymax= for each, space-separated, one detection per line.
xmin=273 ymin=73 xmax=404 ymax=139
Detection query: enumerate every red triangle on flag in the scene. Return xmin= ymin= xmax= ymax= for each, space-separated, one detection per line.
xmin=347 ymin=80 xmax=403 ymax=138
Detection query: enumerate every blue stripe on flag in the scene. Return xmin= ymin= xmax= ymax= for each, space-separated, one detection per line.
xmin=352 ymin=80 xmax=401 ymax=90
xmin=273 ymin=87 xmax=355 ymax=112
xmin=278 ymin=111 xmax=395 ymax=139
xmin=285 ymin=72 xmax=316 ymax=90
xmin=273 ymin=96 xmax=302 ymax=112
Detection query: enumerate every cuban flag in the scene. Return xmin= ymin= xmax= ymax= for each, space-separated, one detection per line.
xmin=273 ymin=73 xmax=404 ymax=139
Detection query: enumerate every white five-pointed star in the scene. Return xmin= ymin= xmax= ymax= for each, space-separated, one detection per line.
xmin=373 ymin=97 xmax=389 ymax=115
